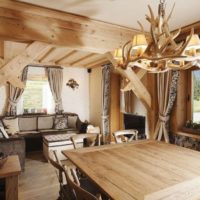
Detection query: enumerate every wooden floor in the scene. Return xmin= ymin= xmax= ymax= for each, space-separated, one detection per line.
xmin=19 ymin=152 xmax=59 ymax=200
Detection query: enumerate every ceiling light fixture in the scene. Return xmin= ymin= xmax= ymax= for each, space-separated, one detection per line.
xmin=114 ymin=0 xmax=200 ymax=73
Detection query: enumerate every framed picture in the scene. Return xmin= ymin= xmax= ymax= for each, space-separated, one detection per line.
xmin=0 ymin=127 xmax=9 ymax=139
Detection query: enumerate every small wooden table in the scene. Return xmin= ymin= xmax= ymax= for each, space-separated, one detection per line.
xmin=63 ymin=140 xmax=200 ymax=200
xmin=0 ymin=155 xmax=21 ymax=200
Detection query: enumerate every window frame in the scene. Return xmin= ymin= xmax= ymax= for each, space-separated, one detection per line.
xmin=186 ymin=66 xmax=200 ymax=122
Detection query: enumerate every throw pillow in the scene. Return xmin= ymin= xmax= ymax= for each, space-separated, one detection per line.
xmin=0 ymin=126 xmax=9 ymax=139
xmin=3 ymin=118 xmax=19 ymax=135
xmin=54 ymin=117 xmax=68 ymax=130
xmin=68 ymin=115 xmax=78 ymax=128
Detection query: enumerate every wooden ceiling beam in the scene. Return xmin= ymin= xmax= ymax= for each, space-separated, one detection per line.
xmin=84 ymin=57 xmax=108 ymax=68
xmin=56 ymin=50 xmax=78 ymax=64
xmin=0 ymin=0 xmax=140 ymax=54
xmin=0 ymin=41 xmax=49 ymax=88
xmin=106 ymin=52 xmax=151 ymax=110
xmin=70 ymin=53 xmax=96 ymax=66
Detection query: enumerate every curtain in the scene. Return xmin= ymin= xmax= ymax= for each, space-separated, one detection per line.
xmin=46 ymin=67 xmax=63 ymax=113
xmin=101 ymin=63 xmax=111 ymax=143
xmin=7 ymin=67 xmax=29 ymax=116
xmin=154 ymin=70 xmax=179 ymax=143
xmin=120 ymin=77 xmax=134 ymax=113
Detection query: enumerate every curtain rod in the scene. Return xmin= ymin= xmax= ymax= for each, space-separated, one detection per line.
xmin=27 ymin=64 xmax=63 ymax=69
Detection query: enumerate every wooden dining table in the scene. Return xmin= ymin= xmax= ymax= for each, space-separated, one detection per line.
xmin=62 ymin=140 xmax=200 ymax=200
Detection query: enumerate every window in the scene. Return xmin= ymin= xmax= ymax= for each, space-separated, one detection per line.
xmin=21 ymin=67 xmax=54 ymax=114
xmin=192 ymin=70 xmax=200 ymax=122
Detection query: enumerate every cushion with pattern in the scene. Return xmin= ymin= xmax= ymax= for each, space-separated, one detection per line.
xmin=54 ymin=117 xmax=68 ymax=130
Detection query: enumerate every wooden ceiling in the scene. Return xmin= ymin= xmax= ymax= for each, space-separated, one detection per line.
xmin=0 ymin=0 xmax=199 ymax=90
xmin=0 ymin=41 xmax=109 ymax=69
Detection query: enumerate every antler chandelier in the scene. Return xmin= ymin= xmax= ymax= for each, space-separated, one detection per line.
xmin=114 ymin=0 xmax=200 ymax=73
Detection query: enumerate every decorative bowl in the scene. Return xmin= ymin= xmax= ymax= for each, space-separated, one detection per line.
xmin=0 ymin=152 xmax=7 ymax=168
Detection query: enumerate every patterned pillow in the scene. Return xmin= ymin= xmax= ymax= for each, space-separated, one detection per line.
xmin=54 ymin=117 xmax=68 ymax=130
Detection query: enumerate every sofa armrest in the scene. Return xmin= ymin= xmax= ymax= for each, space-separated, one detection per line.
xmin=0 ymin=136 xmax=25 ymax=171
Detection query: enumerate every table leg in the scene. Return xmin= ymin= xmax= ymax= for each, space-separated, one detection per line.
xmin=6 ymin=175 xmax=18 ymax=200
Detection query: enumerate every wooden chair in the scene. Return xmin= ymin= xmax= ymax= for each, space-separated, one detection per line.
xmin=49 ymin=150 xmax=74 ymax=200
xmin=71 ymin=133 xmax=101 ymax=149
xmin=63 ymin=166 xmax=102 ymax=200
xmin=113 ymin=129 xmax=138 ymax=143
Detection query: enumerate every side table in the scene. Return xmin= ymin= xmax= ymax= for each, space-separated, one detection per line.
xmin=0 ymin=155 xmax=21 ymax=200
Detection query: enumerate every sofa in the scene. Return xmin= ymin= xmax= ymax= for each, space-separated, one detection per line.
xmin=0 ymin=112 xmax=86 ymax=170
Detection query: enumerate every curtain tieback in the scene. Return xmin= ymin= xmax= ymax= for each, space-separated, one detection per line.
xmin=102 ymin=115 xmax=109 ymax=119
xmin=55 ymin=99 xmax=62 ymax=106
xmin=8 ymin=99 xmax=17 ymax=107
xmin=159 ymin=114 xmax=170 ymax=122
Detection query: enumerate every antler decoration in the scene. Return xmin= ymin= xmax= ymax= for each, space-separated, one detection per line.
xmin=116 ymin=0 xmax=200 ymax=73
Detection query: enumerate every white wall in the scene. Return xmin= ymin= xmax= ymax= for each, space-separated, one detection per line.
xmin=0 ymin=67 xmax=90 ymax=122
xmin=62 ymin=67 xmax=89 ymax=122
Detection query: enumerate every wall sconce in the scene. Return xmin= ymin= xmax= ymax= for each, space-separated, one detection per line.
xmin=66 ymin=78 xmax=79 ymax=90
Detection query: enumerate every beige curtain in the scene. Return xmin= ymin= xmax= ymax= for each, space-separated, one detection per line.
xmin=6 ymin=67 xmax=29 ymax=116
xmin=46 ymin=67 xmax=63 ymax=113
xmin=154 ymin=70 xmax=179 ymax=143
xmin=120 ymin=77 xmax=134 ymax=113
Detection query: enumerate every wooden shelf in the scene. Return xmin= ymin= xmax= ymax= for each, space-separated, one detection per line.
xmin=172 ymin=130 xmax=200 ymax=140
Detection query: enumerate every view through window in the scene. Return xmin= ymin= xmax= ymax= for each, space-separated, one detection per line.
xmin=22 ymin=67 xmax=54 ymax=114
xmin=192 ymin=70 xmax=200 ymax=122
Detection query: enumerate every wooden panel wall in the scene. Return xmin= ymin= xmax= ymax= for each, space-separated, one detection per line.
xmin=109 ymin=72 xmax=121 ymax=141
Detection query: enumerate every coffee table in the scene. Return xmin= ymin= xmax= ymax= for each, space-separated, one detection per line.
xmin=43 ymin=133 xmax=83 ymax=161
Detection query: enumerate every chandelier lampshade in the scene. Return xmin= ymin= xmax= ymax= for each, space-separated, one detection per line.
xmin=114 ymin=0 xmax=200 ymax=73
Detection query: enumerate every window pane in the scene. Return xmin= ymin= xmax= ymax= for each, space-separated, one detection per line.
xmin=22 ymin=80 xmax=54 ymax=113
xmin=192 ymin=70 xmax=200 ymax=122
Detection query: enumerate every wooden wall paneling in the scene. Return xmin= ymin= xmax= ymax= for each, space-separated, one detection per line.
xmin=145 ymin=73 xmax=158 ymax=139
xmin=175 ymin=21 xmax=200 ymax=43
xmin=0 ymin=0 xmax=140 ymax=54
xmin=110 ymin=71 xmax=121 ymax=142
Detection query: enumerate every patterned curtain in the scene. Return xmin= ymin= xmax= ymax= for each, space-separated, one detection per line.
xmin=101 ymin=63 xmax=111 ymax=143
xmin=154 ymin=70 xmax=179 ymax=142
xmin=46 ymin=67 xmax=63 ymax=114
xmin=7 ymin=66 xmax=29 ymax=116
xmin=120 ymin=77 xmax=134 ymax=113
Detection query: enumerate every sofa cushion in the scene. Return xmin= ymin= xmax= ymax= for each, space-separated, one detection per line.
xmin=19 ymin=117 xmax=37 ymax=131
xmin=68 ymin=115 xmax=78 ymax=128
xmin=3 ymin=118 xmax=19 ymax=135
xmin=38 ymin=116 xmax=54 ymax=130
xmin=54 ymin=117 xmax=68 ymax=130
